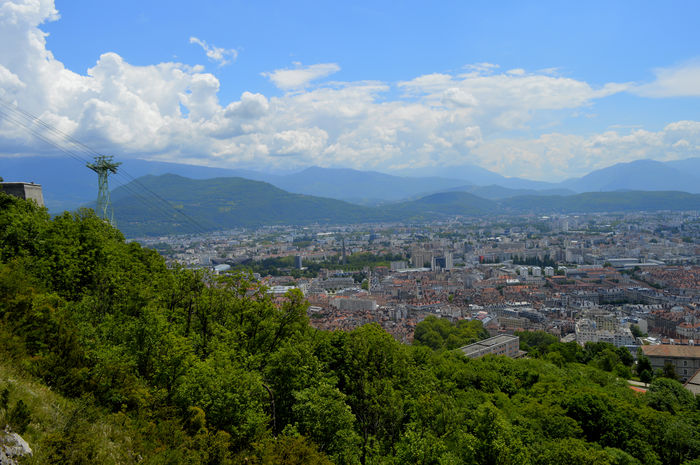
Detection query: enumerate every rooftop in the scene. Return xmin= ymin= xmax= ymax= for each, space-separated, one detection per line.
xmin=641 ymin=344 xmax=700 ymax=358
xmin=459 ymin=334 xmax=519 ymax=357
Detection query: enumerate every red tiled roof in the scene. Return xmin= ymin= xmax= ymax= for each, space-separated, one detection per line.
xmin=641 ymin=345 xmax=700 ymax=358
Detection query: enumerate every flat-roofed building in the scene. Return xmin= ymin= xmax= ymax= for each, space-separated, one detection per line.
xmin=332 ymin=297 xmax=377 ymax=312
xmin=1 ymin=182 xmax=44 ymax=207
xmin=641 ymin=344 xmax=700 ymax=382
xmin=459 ymin=334 xmax=520 ymax=359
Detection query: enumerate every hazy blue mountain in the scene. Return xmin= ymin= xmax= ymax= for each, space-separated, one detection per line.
xmin=1 ymin=157 xmax=473 ymax=209
xmin=389 ymin=192 xmax=498 ymax=218
xmin=560 ymin=159 xmax=700 ymax=193
xmin=443 ymin=184 xmax=575 ymax=199
xmin=396 ymin=163 xmax=560 ymax=190
xmin=110 ymin=174 xmax=700 ymax=237
xmin=1 ymin=156 xmax=96 ymax=211
xmin=270 ymin=166 xmax=469 ymax=202
xmin=112 ymin=175 xmax=497 ymax=236
xmin=500 ymin=191 xmax=700 ymax=213
xmin=392 ymin=190 xmax=699 ymax=218
xmin=666 ymin=157 xmax=700 ymax=175
xmin=4 ymin=155 xmax=700 ymax=215
xmin=111 ymin=174 xmax=391 ymax=237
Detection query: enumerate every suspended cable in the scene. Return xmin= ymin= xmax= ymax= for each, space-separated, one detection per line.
xmin=0 ymin=100 xmax=209 ymax=234
xmin=0 ymin=106 xmax=187 ymax=225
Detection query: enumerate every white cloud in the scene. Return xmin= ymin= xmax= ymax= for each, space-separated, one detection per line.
xmin=473 ymin=121 xmax=700 ymax=180
xmin=462 ymin=62 xmax=499 ymax=75
xmin=189 ymin=36 xmax=238 ymax=66
xmin=262 ymin=62 xmax=340 ymax=90
xmin=634 ymin=60 xmax=700 ymax=97
xmin=0 ymin=0 xmax=697 ymax=182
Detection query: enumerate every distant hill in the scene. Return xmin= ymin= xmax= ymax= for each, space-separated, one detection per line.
xmin=396 ymin=162 xmax=560 ymax=190
xmin=390 ymin=192 xmax=497 ymax=218
xmin=500 ymin=191 xmax=700 ymax=213
xmin=269 ymin=166 xmax=469 ymax=204
xmin=111 ymin=174 xmax=391 ymax=236
xmin=444 ymin=184 xmax=576 ymax=199
xmin=0 ymin=158 xmax=469 ymax=210
xmin=560 ymin=159 xmax=700 ymax=193
xmin=3 ymin=155 xmax=699 ymax=215
xmin=666 ymin=157 xmax=700 ymax=176
xmin=391 ymin=190 xmax=699 ymax=219
xmin=110 ymin=175 xmax=700 ymax=236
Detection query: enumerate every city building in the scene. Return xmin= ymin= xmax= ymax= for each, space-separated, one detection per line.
xmin=641 ymin=344 xmax=700 ymax=382
xmin=1 ymin=182 xmax=44 ymax=207
xmin=331 ymin=297 xmax=378 ymax=311
xmin=459 ymin=334 xmax=520 ymax=359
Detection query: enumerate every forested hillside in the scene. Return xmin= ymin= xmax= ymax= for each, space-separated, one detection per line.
xmin=0 ymin=192 xmax=699 ymax=464
xmin=107 ymin=174 xmax=700 ymax=237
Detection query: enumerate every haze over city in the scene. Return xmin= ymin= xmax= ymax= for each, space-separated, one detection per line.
xmin=1 ymin=0 xmax=699 ymax=181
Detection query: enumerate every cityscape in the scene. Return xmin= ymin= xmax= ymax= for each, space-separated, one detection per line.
xmin=139 ymin=211 xmax=700 ymax=382
xmin=2 ymin=0 xmax=700 ymax=463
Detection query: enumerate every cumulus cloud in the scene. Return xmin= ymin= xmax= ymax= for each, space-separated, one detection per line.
xmin=633 ymin=60 xmax=700 ymax=97
xmin=189 ymin=36 xmax=238 ymax=66
xmin=0 ymin=0 xmax=697 ymax=181
xmin=262 ymin=62 xmax=340 ymax=90
xmin=473 ymin=121 xmax=700 ymax=180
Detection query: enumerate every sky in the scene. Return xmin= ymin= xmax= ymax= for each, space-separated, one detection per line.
xmin=0 ymin=0 xmax=699 ymax=181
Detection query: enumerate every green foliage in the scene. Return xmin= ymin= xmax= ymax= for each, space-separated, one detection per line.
xmin=249 ymin=434 xmax=334 ymax=465
xmin=0 ymin=193 xmax=699 ymax=464
xmin=516 ymin=330 xmax=559 ymax=355
xmin=646 ymin=378 xmax=695 ymax=414
xmin=413 ymin=315 xmax=489 ymax=350
xmin=630 ymin=324 xmax=646 ymax=338
xmin=292 ymin=381 xmax=360 ymax=463
xmin=640 ymin=369 xmax=653 ymax=385
xmin=663 ymin=362 xmax=679 ymax=380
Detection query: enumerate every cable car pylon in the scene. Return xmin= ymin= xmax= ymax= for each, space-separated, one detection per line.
xmin=87 ymin=155 xmax=121 ymax=226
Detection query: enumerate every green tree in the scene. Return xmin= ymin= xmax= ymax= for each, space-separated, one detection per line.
xmin=292 ymin=381 xmax=360 ymax=463
xmin=646 ymin=378 xmax=694 ymax=414
xmin=515 ymin=330 xmax=559 ymax=355
xmin=662 ymin=362 xmax=678 ymax=380
xmin=414 ymin=316 xmax=488 ymax=350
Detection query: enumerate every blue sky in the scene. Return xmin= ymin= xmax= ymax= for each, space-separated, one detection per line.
xmin=1 ymin=0 xmax=699 ymax=180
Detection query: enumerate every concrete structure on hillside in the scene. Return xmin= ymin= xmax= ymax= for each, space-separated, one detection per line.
xmin=331 ymin=297 xmax=377 ymax=312
xmin=459 ymin=334 xmax=520 ymax=359
xmin=641 ymin=344 xmax=700 ymax=382
xmin=0 ymin=182 xmax=44 ymax=207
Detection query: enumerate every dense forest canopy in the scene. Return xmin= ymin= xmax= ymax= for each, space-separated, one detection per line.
xmin=0 ymin=192 xmax=699 ymax=464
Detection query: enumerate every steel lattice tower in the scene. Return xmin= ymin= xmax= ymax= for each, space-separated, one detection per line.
xmin=87 ymin=155 xmax=121 ymax=225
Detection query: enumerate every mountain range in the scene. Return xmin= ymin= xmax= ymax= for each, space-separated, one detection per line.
xmin=2 ymin=156 xmax=699 ymax=213
xmin=109 ymin=174 xmax=700 ymax=237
